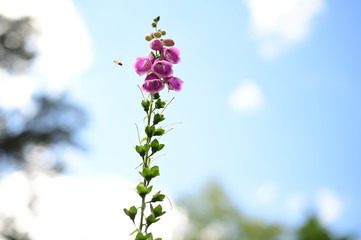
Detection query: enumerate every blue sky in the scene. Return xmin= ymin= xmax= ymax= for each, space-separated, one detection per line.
xmin=1 ymin=0 xmax=361 ymax=238
xmin=66 ymin=0 xmax=361 ymax=235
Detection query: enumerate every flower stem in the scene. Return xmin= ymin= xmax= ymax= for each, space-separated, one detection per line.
xmin=139 ymin=94 xmax=154 ymax=233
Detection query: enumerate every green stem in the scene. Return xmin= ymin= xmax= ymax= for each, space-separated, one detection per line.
xmin=139 ymin=94 xmax=154 ymax=233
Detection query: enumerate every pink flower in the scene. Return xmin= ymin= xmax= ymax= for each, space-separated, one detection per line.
xmin=151 ymin=59 xmax=173 ymax=78
xmin=162 ymin=47 xmax=181 ymax=64
xmin=150 ymin=39 xmax=164 ymax=51
xmin=142 ymin=73 xmax=165 ymax=94
xmin=133 ymin=54 xmax=154 ymax=76
xmin=166 ymin=77 xmax=184 ymax=92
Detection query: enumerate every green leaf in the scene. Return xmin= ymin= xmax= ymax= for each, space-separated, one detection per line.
xmin=146 ymin=185 xmax=153 ymax=194
xmin=155 ymin=99 xmax=166 ymax=109
xmin=151 ymin=139 xmax=159 ymax=148
xmin=141 ymin=167 xmax=151 ymax=178
xmin=124 ymin=206 xmax=137 ymax=221
xmin=146 ymin=213 xmax=160 ymax=226
xmin=123 ymin=208 xmax=129 ymax=215
xmin=154 ymin=128 xmax=165 ymax=136
xmin=143 ymin=143 xmax=150 ymax=152
xmin=135 ymin=144 xmax=150 ymax=157
xmin=141 ymin=137 xmax=147 ymax=143
xmin=157 ymin=144 xmax=165 ymax=151
xmin=135 ymin=145 xmax=145 ymax=157
xmin=145 ymin=126 xmax=155 ymax=138
xmin=141 ymin=100 xmax=150 ymax=112
xmin=151 ymin=139 xmax=163 ymax=154
xmin=151 ymin=191 xmax=166 ymax=202
xmin=130 ymin=229 xmax=138 ymax=236
xmin=135 ymin=232 xmax=153 ymax=240
xmin=153 ymin=114 xmax=165 ymax=125
xmin=151 ymin=139 xmax=164 ymax=153
xmin=153 ymin=93 xmax=160 ymax=99
xmin=136 ymin=182 xmax=146 ymax=196
xmin=140 ymin=167 xmax=158 ymax=181
xmin=136 ymin=182 xmax=152 ymax=197
xmin=129 ymin=206 xmax=137 ymax=215
xmin=153 ymin=204 xmax=166 ymax=218
xmin=150 ymin=166 xmax=160 ymax=178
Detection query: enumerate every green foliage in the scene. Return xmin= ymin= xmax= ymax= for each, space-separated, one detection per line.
xmin=151 ymin=139 xmax=165 ymax=154
xmin=152 ymin=204 xmax=166 ymax=218
xmin=145 ymin=126 xmax=155 ymax=138
xmin=146 ymin=213 xmax=159 ymax=226
xmin=153 ymin=114 xmax=165 ymax=125
xmin=136 ymin=182 xmax=153 ymax=197
xmin=242 ymin=220 xmax=283 ymax=240
xmin=135 ymin=232 xmax=153 ymax=240
xmin=153 ymin=128 xmax=165 ymax=136
xmin=296 ymin=216 xmax=355 ymax=240
xmin=142 ymin=100 xmax=151 ymax=112
xmin=178 ymin=181 xmax=357 ymax=240
xmin=178 ymin=181 xmax=283 ymax=240
xmin=151 ymin=191 xmax=166 ymax=202
xmin=155 ymin=99 xmax=166 ymax=109
xmin=129 ymin=90 xmax=174 ymax=239
xmin=140 ymin=166 xmax=160 ymax=181
xmin=124 ymin=206 xmax=138 ymax=222
xmin=135 ymin=144 xmax=150 ymax=157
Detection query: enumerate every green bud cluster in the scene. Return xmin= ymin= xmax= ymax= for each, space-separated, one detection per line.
xmin=145 ymin=16 xmax=168 ymax=41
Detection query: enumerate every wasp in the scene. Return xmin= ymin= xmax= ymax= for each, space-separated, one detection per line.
xmin=113 ymin=60 xmax=122 ymax=66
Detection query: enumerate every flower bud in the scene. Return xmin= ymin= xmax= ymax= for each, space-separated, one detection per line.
xmin=154 ymin=16 xmax=160 ymax=22
xmin=162 ymin=39 xmax=175 ymax=47
xmin=161 ymin=30 xmax=166 ymax=35
xmin=151 ymin=22 xmax=157 ymax=28
xmin=153 ymin=31 xmax=162 ymax=38
xmin=150 ymin=39 xmax=164 ymax=51
xmin=145 ymin=35 xmax=153 ymax=41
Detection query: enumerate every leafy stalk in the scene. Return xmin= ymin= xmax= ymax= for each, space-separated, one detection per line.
xmin=139 ymin=94 xmax=154 ymax=233
xmin=128 ymin=93 xmax=167 ymax=239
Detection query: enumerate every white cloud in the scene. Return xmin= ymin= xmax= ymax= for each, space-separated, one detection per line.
xmin=254 ymin=183 xmax=278 ymax=204
xmin=0 ymin=73 xmax=35 ymax=109
xmin=315 ymin=189 xmax=343 ymax=224
xmin=244 ymin=0 xmax=325 ymax=58
xmin=229 ymin=80 xmax=264 ymax=113
xmin=0 ymin=0 xmax=93 ymax=108
xmin=0 ymin=171 xmax=189 ymax=240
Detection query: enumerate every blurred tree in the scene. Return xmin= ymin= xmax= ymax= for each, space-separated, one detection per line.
xmin=177 ymin=181 xmax=284 ymax=240
xmin=0 ymin=13 xmax=86 ymax=174
xmin=0 ymin=93 xmax=87 ymax=173
xmin=296 ymin=216 xmax=356 ymax=240
xmin=0 ymin=13 xmax=87 ymax=240
xmin=0 ymin=14 xmax=35 ymax=73
xmin=0 ymin=218 xmax=31 ymax=240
